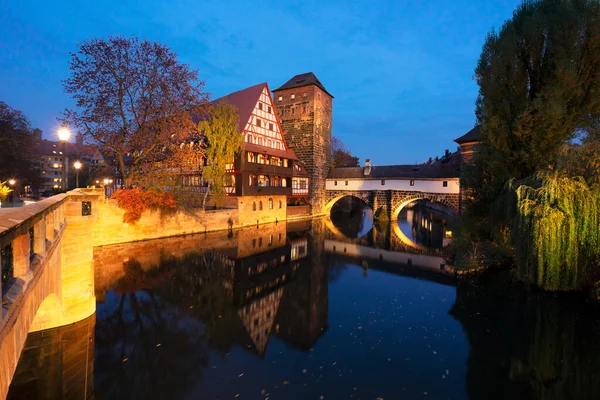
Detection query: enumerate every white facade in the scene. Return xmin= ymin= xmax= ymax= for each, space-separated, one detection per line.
xmin=325 ymin=177 xmax=460 ymax=194
xmin=244 ymin=87 xmax=288 ymax=151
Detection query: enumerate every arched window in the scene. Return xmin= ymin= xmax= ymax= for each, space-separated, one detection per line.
xmin=252 ymin=202 xmax=256 ymax=211
xmin=259 ymin=201 xmax=263 ymax=211
xmin=269 ymin=198 xmax=273 ymax=210
xmin=279 ymin=200 xmax=282 ymax=209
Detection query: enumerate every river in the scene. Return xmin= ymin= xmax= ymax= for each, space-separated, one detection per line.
xmin=7 ymin=201 xmax=600 ymax=399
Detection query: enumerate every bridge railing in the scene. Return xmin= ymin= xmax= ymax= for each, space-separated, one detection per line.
xmin=0 ymin=194 xmax=68 ymax=330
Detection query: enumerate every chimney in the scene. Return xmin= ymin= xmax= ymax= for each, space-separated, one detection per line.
xmin=445 ymin=149 xmax=450 ymax=157
xmin=363 ymin=159 xmax=371 ymax=176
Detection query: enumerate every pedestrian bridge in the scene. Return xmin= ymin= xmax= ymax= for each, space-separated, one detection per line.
xmin=325 ymin=162 xmax=461 ymax=219
xmin=0 ymin=192 xmax=98 ymax=398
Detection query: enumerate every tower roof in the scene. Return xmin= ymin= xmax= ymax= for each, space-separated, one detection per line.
xmin=272 ymin=72 xmax=333 ymax=98
xmin=454 ymin=125 xmax=481 ymax=144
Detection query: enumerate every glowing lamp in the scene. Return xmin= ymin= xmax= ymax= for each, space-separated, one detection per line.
xmin=8 ymin=179 xmax=16 ymax=186
xmin=57 ymin=127 xmax=71 ymax=142
xmin=74 ymin=161 xmax=82 ymax=170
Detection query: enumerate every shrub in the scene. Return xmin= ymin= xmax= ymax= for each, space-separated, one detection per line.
xmin=111 ymin=188 xmax=178 ymax=224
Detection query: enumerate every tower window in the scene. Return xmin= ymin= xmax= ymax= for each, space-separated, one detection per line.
xmin=292 ymin=108 xmax=295 ymax=114
xmin=410 ymin=180 xmax=415 ymax=186
xmin=303 ymin=106 xmax=306 ymax=113
xmin=291 ymin=94 xmax=295 ymax=100
xmin=443 ymin=181 xmax=448 ymax=187
xmin=278 ymin=96 xmax=282 ymax=101
xmin=303 ymin=92 xmax=307 ymax=97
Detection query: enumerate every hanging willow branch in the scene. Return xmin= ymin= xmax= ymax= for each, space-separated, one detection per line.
xmin=512 ymin=172 xmax=600 ymax=291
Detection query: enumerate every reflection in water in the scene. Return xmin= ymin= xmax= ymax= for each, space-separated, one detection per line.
xmin=8 ymin=217 xmax=600 ymax=399
xmin=330 ymin=196 xmax=373 ymax=238
xmin=7 ymin=315 xmax=95 ymax=400
xmin=398 ymin=202 xmax=451 ymax=249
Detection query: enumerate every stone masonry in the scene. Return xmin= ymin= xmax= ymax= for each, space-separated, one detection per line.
xmin=273 ymin=75 xmax=333 ymax=216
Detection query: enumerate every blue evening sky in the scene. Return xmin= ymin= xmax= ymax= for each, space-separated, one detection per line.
xmin=0 ymin=0 xmax=520 ymax=165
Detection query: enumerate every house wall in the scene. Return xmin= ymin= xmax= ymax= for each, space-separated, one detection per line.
xmin=325 ymin=178 xmax=460 ymax=194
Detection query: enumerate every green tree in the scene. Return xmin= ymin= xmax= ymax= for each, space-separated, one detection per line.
xmin=63 ymin=35 xmax=208 ymax=187
xmin=468 ymin=0 xmax=600 ymax=215
xmin=198 ymin=101 xmax=243 ymax=208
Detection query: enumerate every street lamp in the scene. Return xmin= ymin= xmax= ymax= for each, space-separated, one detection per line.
xmin=8 ymin=179 xmax=15 ymax=186
xmin=57 ymin=128 xmax=71 ymax=191
xmin=74 ymin=161 xmax=82 ymax=188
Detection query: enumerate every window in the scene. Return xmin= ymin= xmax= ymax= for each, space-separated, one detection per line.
xmin=246 ymin=134 xmax=252 ymax=143
xmin=303 ymin=92 xmax=307 ymax=97
xmin=256 ymin=118 xmax=261 ymax=127
xmin=258 ymin=237 xmax=263 ymax=247
xmin=278 ymin=96 xmax=282 ymax=101
xmin=268 ymin=106 xmax=272 ymax=113
xmin=381 ymin=180 xmax=385 ymax=185
xmin=259 ymin=201 xmax=263 ymax=211
xmin=443 ymin=181 xmax=448 ymax=187
xmin=269 ymin=123 xmax=273 ymax=131
xmin=303 ymin=106 xmax=306 ymax=113
xmin=410 ymin=180 xmax=415 ymax=186
xmin=250 ymin=174 xmax=256 ymax=186
xmin=345 ymin=181 xmax=348 ymax=186
xmin=247 ymin=152 xmax=255 ymax=163
xmin=252 ymin=239 xmax=256 ymax=248
xmin=334 ymin=180 xmax=337 ymax=186
xmin=257 ymin=154 xmax=266 ymax=164
xmin=258 ymin=137 xmax=263 ymax=146
xmin=279 ymin=200 xmax=282 ymax=209
xmin=291 ymin=108 xmax=295 ymax=114
xmin=318 ymin=93 xmax=321 ymax=100
xmin=269 ymin=198 xmax=273 ymax=210
xmin=268 ymin=235 xmax=273 ymax=246
xmin=258 ymin=103 xmax=263 ymax=110
xmin=291 ymin=94 xmax=295 ymax=100
xmin=283 ymin=159 xmax=289 ymax=167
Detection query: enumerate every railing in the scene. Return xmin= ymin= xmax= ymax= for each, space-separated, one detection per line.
xmin=292 ymin=188 xmax=309 ymax=196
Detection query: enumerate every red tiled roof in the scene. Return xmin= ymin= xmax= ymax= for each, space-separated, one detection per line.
xmin=211 ymin=82 xmax=267 ymax=133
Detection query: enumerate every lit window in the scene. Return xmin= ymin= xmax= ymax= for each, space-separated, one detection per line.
xmin=291 ymin=94 xmax=295 ymax=100
xmin=278 ymin=96 xmax=282 ymax=101
xmin=269 ymin=198 xmax=273 ymax=210
xmin=247 ymin=152 xmax=255 ymax=163
xmin=303 ymin=92 xmax=307 ymax=97
xmin=283 ymin=159 xmax=289 ymax=167
xmin=443 ymin=181 xmax=448 ymax=187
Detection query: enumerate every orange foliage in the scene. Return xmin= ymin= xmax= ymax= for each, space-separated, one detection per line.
xmin=111 ymin=188 xmax=178 ymax=224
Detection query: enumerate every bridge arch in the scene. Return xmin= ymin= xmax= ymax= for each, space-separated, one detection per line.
xmin=390 ymin=194 xmax=458 ymax=222
xmin=324 ymin=192 xmax=373 ymax=215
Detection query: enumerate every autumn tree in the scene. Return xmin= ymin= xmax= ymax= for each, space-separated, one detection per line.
xmin=0 ymin=102 xmax=39 ymax=188
xmin=331 ymin=136 xmax=359 ymax=167
xmin=62 ymin=35 xmax=209 ymax=188
xmin=466 ymin=0 xmax=600 ymax=213
xmin=198 ymin=101 xmax=243 ymax=209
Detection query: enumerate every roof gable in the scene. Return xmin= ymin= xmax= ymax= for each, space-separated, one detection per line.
xmin=272 ymin=72 xmax=333 ymax=98
xmin=212 ymin=82 xmax=267 ymax=133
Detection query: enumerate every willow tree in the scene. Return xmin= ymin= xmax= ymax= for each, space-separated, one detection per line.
xmin=198 ymin=101 xmax=242 ymax=209
xmin=512 ymin=172 xmax=600 ymax=291
xmin=467 ymin=0 xmax=600 ymax=215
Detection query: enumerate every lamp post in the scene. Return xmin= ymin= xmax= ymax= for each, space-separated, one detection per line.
xmin=74 ymin=161 xmax=82 ymax=188
xmin=57 ymin=128 xmax=71 ymax=191
xmin=8 ymin=179 xmax=15 ymax=204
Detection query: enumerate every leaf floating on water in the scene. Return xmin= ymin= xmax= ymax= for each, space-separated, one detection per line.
xmin=156 ymin=343 xmax=161 ymax=347
xmin=122 ymin=358 xmax=128 ymax=362
xmin=239 ymin=373 xmax=244 ymax=377
xmin=302 ymin=369 xmax=307 ymax=374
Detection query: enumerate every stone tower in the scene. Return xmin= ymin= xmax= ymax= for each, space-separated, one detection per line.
xmin=273 ymin=73 xmax=333 ymax=215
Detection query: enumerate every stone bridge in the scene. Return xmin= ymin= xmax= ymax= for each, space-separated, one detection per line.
xmin=325 ymin=163 xmax=461 ymax=219
xmin=0 ymin=192 xmax=98 ymax=398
